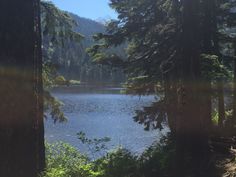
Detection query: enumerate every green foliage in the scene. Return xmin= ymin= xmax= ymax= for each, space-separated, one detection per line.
xmin=89 ymin=52 xmax=125 ymax=68
xmin=41 ymin=1 xmax=83 ymax=44
xmin=42 ymin=142 xmax=102 ymax=177
xmin=138 ymin=137 xmax=175 ymax=177
xmin=44 ymin=91 xmax=67 ymax=123
xmin=200 ymin=54 xmax=232 ymax=81
xmin=212 ymin=109 xmax=219 ymax=126
xmin=134 ymin=99 xmax=166 ymax=131
xmin=219 ymin=0 xmax=236 ymax=27
xmin=97 ymin=138 xmax=175 ymax=177
xmin=43 ymin=62 xmax=58 ymax=89
xmin=42 ymin=138 xmax=175 ymax=177
xmin=43 ymin=62 xmax=67 ymax=122
xmin=42 ymin=61 xmax=80 ymax=123
xmin=41 ymin=2 xmax=125 ymax=83
xmin=123 ymin=76 xmax=157 ymax=95
xmin=41 ymin=1 xmax=83 ymax=122
xmin=87 ymin=0 xmax=236 ymax=133
xmin=89 ymin=0 xmax=178 ymax=80
xmin=211 ymin=109 xmax=234 ymax=127
xmin=77 ymin=132 xmax=111 ymax=159
xmin=54 ymin=75 xmax=67 ymax=85
xmin=88 ymin=0 xmax=181 ymax=133
xmin=43 ymin=62 xmax=81 ymax=87
xmin=95 ymin=148 xmax=139 ymax=177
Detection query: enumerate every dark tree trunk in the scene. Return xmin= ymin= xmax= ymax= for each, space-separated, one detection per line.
xmin=233 ymin=42 xmax=236 ymax=127
xmin=201 ymin=0 xmax=214 ymax=130
xmin=218 ymin=81 xmax=225 ymax=128
xmin=164 ymin=75 xmax=177 ymax=135
xmin=34 ymin=0 xmax=46 ymax=172
xmin=202 ymin=0 xmax=225 ymax=129
xmin=176 ymin=0 xmax=209 ymax=175
xmin=165 ymin=0 xmax=180 ymax=136
xmin=209 ymin=0 xmax=226 ymax=129
xmin=178 ymin=0 xmax=207 ymax=148
xmin=0 ymin=0 xmax=45 ymax=176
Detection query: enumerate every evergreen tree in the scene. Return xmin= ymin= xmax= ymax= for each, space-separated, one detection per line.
xmin=89 ymin=0 xmax=235 ymax=174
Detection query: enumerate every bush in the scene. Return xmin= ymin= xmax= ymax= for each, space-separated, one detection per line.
xmin=41 ymin=142 xmax=103 ymax=177
xmin=138 ymin=139 xmax=175 ymax=177
xmin=95 ymin=148 xmax=139 ymax=177
xmin=55 ymin=75 xmax=67 ymax=85
xmin=42 ymin=139 xmax=174 ymax=177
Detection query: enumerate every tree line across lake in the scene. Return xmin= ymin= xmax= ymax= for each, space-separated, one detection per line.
xmin=41 ymin=2 xmax=126 ymax=84
xmin=0 ymin=0 xmax=235 ymax=176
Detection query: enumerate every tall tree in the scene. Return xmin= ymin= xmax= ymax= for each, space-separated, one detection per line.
xmin=88 ymin=1 xmax=234 ymax=174
xmin=0 ymin=0 xmax=44 ymax=176
xmin=204 ymin=0 xmax=226 ymax=129
xmin=88 ymin=0 xmax=181 ymax=132
xmin=175 ymin=0 xmax=211 ymax=176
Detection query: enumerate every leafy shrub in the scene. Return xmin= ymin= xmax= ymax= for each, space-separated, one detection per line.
xmin=95 ymin=148 xmax=139 ymax=177
xmin=42 ymin=142 xmax=103 ymax=177
xmin=212 ymin=109 xmax=219 ymax=126
xmin=77 ymin=131 xmax=110 ymax=159
xmin=42 ymin=138 xmax=174 ymax=177
xmin=138 ymin=139 xmax=175 ymax=177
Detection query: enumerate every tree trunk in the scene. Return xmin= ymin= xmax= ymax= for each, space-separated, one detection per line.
xmin=0 ymin=0 xmax=45 ymax=176
xmin=232 ymin=42 xmax=236 ymax=127
xmin=165 ymin=76 xmax=177 ymax=134
xmin=202 ymin=0 xmax=224 ymax=129
xmin=176 ymin=0 xmax=209 ymax=175
xmin=218 ymin=80 xmax=225 ymax=128
xmin=34 ymin=0 xmax=46 ymax=172
xmin=210 ymin=0 xmax=226 ymax=129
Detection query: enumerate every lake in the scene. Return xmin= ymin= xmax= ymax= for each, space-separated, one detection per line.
xmin=45 ymin=86 xmax=167 ymax=157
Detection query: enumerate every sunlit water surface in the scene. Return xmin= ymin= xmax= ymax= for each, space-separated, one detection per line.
xmin=45 ymin=86 xmax=168 ymax=156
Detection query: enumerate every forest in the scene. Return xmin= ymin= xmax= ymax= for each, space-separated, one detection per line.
xmin=0 ymin=0 xmax=236 ymax=177
xmin=41 ymin=3 xmax=126 ymax=84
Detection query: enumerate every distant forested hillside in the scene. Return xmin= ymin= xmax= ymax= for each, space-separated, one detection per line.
xmin=41 ymin=4 xmax=126 ymax=84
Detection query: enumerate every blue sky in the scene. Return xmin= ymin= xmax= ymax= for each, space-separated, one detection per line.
xmin=50 ymin=0 xmax=118 ymax=20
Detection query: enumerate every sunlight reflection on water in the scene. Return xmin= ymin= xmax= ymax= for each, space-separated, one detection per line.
xmin=45 ymin=87 xmax=168 ymax=156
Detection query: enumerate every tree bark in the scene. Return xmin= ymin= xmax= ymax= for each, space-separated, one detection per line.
xmin=218 ymin=80 xmax=225 ymax=128
xmin=202 ymin=0 xmax=224 ymax=130
xmin=176 ymin=0 xmax=209 ymax=175
xmin=0 ymin=0 xmax=45 ymax=176
xmin=164 ymin=75 xmax=177 ymax=135
xmin=34 ymin=0 xmax=46 ymax=172
xmin=210 ymin=0 xmax=226 ymax=129
xmin=232 ymin=42 xmax=236 ymax=127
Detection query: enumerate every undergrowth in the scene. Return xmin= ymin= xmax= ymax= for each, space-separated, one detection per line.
xmin=41 ymin=137 xmax=175 ymax=177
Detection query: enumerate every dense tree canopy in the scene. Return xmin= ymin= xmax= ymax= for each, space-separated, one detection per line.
xmin=89 ymin=0 xmax=236 ymax=175
xmin=89 ymin=0 xmax=236 ymax=129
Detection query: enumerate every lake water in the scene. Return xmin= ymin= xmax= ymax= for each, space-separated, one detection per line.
xmin=45 ymin=86 xmax=167 ymax=156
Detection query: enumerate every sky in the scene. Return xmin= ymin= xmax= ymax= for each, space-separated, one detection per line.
xmin=50 ymin=0 xmax=118 ymax=21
